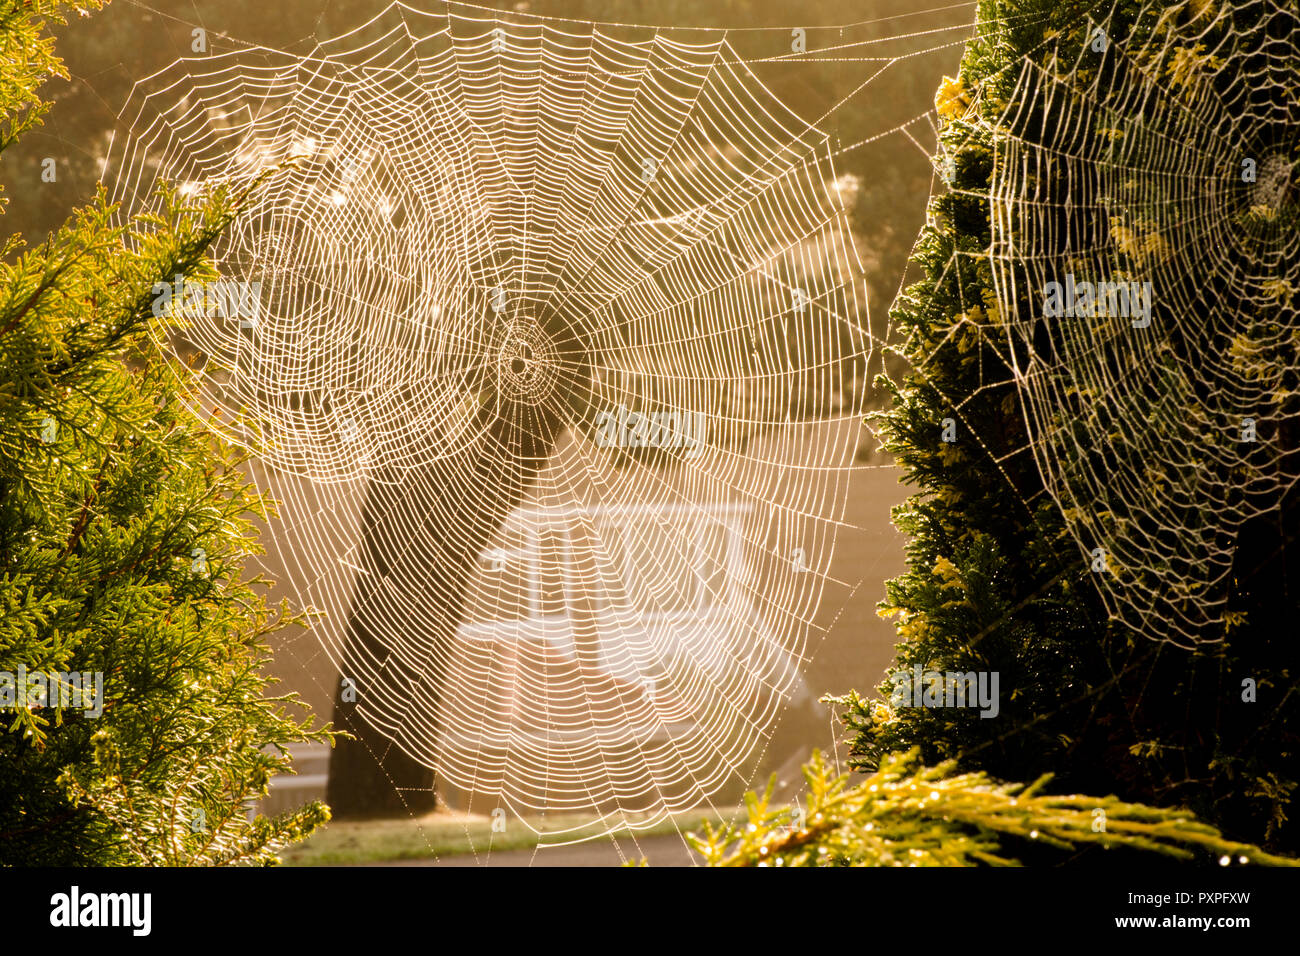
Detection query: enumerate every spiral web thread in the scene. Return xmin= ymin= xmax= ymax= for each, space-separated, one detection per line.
xmin=986 ymin=0 xmax=1300 ymax=648
xmin=103 ymin=1 xmax=920 ymax=839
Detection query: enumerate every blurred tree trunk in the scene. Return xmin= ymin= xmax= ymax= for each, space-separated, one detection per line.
xmin=326 ymin=395 xmax=569 ymax=818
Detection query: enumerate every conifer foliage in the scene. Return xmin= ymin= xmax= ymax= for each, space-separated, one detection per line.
xmin=0 ymin=0 xmax=332 ymax=865
xmin=846 ymin=0 xmax=1299 ymax=854
xmin=694 ymin=750 xmax=1297 ymax=867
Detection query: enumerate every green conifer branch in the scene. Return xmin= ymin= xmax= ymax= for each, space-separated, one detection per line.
xmin=690 ymin=750 xmax=1298 ymax=867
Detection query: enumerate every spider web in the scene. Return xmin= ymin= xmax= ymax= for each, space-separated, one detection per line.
xmin=987 ymin=0 xmax=1300 ymax=648
xmin=103 ymin=0 xmax=917 ymax=842
xmin=863 ymin=0 xmax=1299 ymax=832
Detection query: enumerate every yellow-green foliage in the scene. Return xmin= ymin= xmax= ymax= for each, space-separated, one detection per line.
xmin=691 ymin=751 xmax=1298 ymax=867
xmin=0 ymin=0 xmax=334 ymax=866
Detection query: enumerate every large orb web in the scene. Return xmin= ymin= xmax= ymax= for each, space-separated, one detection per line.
xmin=104 ymin=4 xmax=871 ymax=826
xmin=988 ymin=0 xmax=1300 ymax=648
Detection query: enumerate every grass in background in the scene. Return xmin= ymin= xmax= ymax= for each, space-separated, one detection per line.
xmin=278 ymin=808 xmax=733 ymax=865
